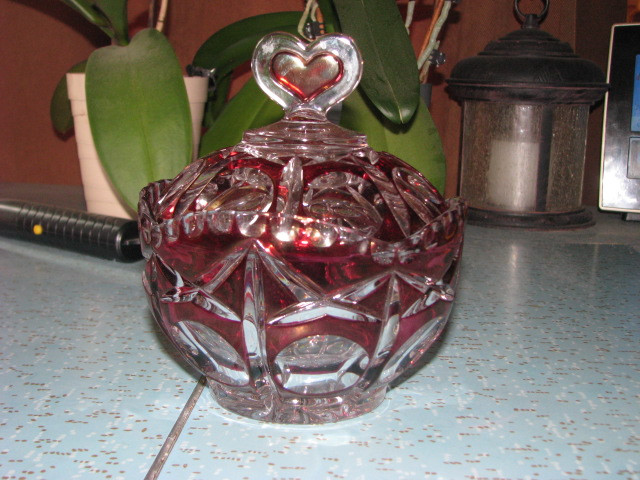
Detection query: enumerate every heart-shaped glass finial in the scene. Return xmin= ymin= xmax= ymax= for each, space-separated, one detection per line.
xmin=252 ymin=33 xmax=363 ymax=118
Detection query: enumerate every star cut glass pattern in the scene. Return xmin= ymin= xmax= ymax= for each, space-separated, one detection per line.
xmin=139 ymin=32 xmax=466 ymax=424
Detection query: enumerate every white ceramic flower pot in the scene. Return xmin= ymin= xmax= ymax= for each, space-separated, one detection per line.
xmin=66 ymin=73 xmax=209 ymax=219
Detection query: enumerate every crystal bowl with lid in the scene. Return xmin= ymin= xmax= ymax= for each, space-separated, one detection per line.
xmin=139 ymin=32 xmax=466 ymax=424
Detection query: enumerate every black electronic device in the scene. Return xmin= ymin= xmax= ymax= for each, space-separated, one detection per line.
xmin=0 ymin=200 xmax=142 ymax=262
xmin=600 ymin=23 xmax=640 ymax=219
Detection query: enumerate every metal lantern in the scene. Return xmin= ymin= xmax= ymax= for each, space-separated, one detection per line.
xmin=447 ymin=0 xmax=607 ymax=228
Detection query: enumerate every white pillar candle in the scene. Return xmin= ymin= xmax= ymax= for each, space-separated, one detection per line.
xmin=486 ymin=139 xmax=540 ymax=211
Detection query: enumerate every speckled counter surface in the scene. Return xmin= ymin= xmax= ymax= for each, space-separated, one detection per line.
xmin=1 ymin=199 xmax=638 ymax=479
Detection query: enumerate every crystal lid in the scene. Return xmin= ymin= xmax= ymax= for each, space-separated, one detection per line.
xmin=241 ymin=32 xmax=367 ymax=156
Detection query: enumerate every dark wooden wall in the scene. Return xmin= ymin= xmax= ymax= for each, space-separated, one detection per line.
xmin=0 ymin=0 xmax=627 ymax=202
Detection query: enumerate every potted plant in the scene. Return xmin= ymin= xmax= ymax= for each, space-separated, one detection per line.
xmin=50 ymin=0 xmax=209 ymax=218
xmin=50 ymin=0 xmax=453 ymax=218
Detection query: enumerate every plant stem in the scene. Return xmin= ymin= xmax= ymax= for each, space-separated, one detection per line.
xmin=417 ymin=0 xmax=453 ymax=82
xmin=405 ymin=0 xmax=416 ymax=32
xmin=317 ymin=0 xmax=340 ymax=33
xmin=155 ymin=0 xmax=169 ymax=32
xmin=298 ymin=0 xmax=317 ymax=39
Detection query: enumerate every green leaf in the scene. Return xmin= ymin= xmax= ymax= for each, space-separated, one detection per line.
xmin=94 ymin=0 xmax=129 ymax=45
xmin=59 ymin=0 xmax=118 ymax=41
xmin=341 ymin=87 xmax=445 ymax=192
xmin=59 ymin=0 xmax=110 ymax=28
xmin=192 ymin=12 xmax=302 ymax=79
xmin=50 ymin=60 xmax=87 ymax=135
xmin=86 ymin=29 xmax=192 ymax=209
xmin=199 ymin=78 xmax=284 ymax=156
xmin=333 ymin=0 xmax=420 ymax=124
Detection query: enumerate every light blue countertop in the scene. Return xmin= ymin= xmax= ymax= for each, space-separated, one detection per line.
xmin=1 ymin=200 xmax=638 ymax=480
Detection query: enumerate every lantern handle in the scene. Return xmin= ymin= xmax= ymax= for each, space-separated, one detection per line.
xmin=514 ymin=0 xmax=549 ymax=29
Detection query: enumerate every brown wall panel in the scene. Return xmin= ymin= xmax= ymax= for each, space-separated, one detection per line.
xmin=1 ymin=0 xmax=102 ymax=185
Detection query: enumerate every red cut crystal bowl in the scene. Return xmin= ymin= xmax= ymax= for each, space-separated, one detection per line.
xmin=139 ymin=137 xmax=466 ymax=424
